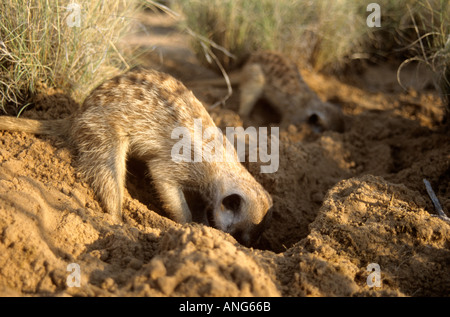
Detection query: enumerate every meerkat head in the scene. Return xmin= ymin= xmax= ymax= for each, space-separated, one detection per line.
xmin=304 ymin=101 xmax=345 ymax=133
xmin=206 ymin=175 xmax=273 ymax=247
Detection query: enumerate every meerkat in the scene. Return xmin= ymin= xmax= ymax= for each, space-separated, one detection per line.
xmin=0 ymin=68 xmax=273 ymax=247
xmin=190 ymin=51 xmax=345 ymax=132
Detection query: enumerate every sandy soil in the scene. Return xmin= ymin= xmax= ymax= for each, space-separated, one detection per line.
xmin=0 ymin=12 xmax=449 ymax=297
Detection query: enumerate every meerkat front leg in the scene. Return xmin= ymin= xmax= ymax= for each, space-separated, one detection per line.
xmin=147 ymin=162 xmax=192 ymax=224
xmin=238 ymin=63 xmax=266 ymax=118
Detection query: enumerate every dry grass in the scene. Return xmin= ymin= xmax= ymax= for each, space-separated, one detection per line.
xmin=1 ymin=1 xmax=447 ymax=120
xmin=0 ymin=0 xmax=142 ymax=115
xmin=397 ymin=0 xmax=449 ymax=115
xmin=173 ymin=0 xmax=449 ymax=119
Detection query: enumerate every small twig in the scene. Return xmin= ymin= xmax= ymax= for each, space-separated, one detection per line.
xmin=145 ymin=0 xmax=180 ymax=19
xmin=423 ymin=179 xmax=450 ymax=223
xmin=198 ymin=42 xmax=233 ymax=109
xmin=397 ymin=57 xmax=421 ymax=91
xmin=184 ymin=27 xmax=235 ymax=109
xmin=185 ymin=27 xmax=236 ymax=59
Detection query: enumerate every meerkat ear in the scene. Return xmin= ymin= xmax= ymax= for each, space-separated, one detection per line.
xmin=307 ymin=113 xmax=320 ymax=125
xmin=221 ymin=193 xmax=242 ymax=212
xmin=305 ymin=112 xmax=324 ymax=133
xmin=306 ymin=102 xmax=345 ymax=133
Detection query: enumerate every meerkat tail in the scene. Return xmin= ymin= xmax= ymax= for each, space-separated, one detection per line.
xmin=187 ymin=70 xmax=242 ymax=87
xmin=0 ymin=116 xmax=70 ymax=136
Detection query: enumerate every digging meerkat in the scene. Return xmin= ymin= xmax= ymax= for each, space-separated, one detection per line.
xmin=190 ymin=51 xmax=345 ymax=131
xmin=0 ymin=68 xmax=273 ymax=246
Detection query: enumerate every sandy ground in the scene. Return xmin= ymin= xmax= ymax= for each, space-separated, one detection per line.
xmin=0 ymin=12 xmax=449 ymax=297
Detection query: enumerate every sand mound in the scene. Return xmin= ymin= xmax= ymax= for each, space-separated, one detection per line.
xmin=0 ymin=73 xmax=448 ymax=297
xmin=0 ymin=13 xmax=449 ymax=297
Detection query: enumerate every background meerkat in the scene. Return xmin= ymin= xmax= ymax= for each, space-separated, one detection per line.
xmin=0 ymin=68 xmax=273 ymax=247
xmin=190 ymin=51 xmax=345 ymax=132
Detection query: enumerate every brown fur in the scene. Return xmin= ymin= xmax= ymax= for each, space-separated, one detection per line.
xmin=190 ymin=51 xmax=345 ymax=131
xmin=0 ymin=69 xmax=273 ymax=246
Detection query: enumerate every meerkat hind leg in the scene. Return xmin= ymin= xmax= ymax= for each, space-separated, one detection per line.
xmin=238 ymin=63 xmax=266 ymax=118
xmin=79 ymin=138 xmax=129 ymax=223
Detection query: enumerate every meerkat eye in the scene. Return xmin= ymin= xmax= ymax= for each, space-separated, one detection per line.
xmin=221 ymin=194 xmax=242 ymax=212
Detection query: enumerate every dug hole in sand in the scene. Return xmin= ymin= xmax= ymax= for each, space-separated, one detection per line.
xmin=0 ymin=13 xmax=449 ymax=297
